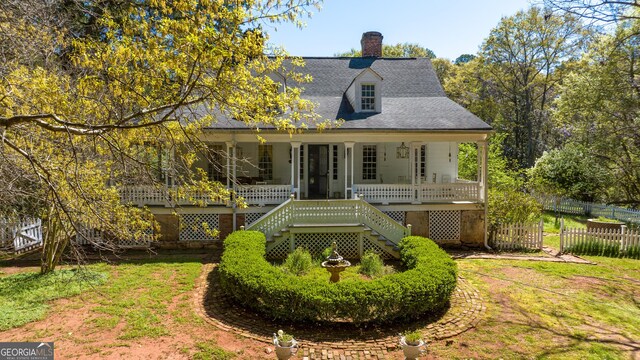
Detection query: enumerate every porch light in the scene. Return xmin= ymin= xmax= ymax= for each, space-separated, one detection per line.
xmin=396 ymin=142 xmax=409 ymax=159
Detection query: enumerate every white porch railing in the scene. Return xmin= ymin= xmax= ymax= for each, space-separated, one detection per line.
xmin=247 ymin=196 xmax=411 ymax=244
xmin=236 ymin=185 xmax=291 ymax=206
xmin=355 ymin=182 xmax=481 ymax=204
xmin=121 ymin=184 xmax=291 ymax=207
xmin=120 ymin=185 xmax=167 ymax=206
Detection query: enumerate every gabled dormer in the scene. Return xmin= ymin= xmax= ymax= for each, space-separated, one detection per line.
xmin=345 ymin=68 xmax=383 ymax=113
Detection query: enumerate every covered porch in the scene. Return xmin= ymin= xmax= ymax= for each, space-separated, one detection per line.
xmin=121 ymin=132 xmax=488 ymax=207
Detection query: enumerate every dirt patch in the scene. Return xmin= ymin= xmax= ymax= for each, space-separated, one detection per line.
xmin=0 ymin=264 xmax=267 ymax=360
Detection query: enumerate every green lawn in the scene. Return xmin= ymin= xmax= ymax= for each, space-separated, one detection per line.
xmin=437 ymin=256 xmax=640 ymax=359
xmin=0 ymin=268 xmax=107 ymax=330
xmin=1 ymin=253 xmax=638 ymax=359
xmin=543 ymin=211 xmax=588 ymax=233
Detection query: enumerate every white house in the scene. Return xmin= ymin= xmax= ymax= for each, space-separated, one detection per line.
xmin=121 ymin=32 xmax=492 ymax=257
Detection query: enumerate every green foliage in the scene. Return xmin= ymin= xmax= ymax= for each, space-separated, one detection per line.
xmin=193 ymin=341 xmax=235 ymax=360
xmin=554 ymin=15 xmax=640 ymax=206
xmin=0 ymin=269 xmax=107 ymax=330
xmin=565 ymin=237 xmax=640 ymax=259
xmin=357 ymin=250 xmax=384 ymax=278
xmin=403 ymin=330 xmax=423 ymax=345
xmin=458 ymin=133 xmax=522 ymax=189
xmin=218 ymin=231 xmax=457 ymax=324
xmin=480 ymin=7 xmax=588 ymax=168
xmin=275 ymin=330 xmax=294 ymax=346
xmin=320 ymin=246 xmax=333 ymax=260
xmin=488 ymin=188 xmax=542 ymax=230
xmin=454 ymin=54 xmax=476 ymax=65
xmin=0 ymin=0 xmax=322 ymax=273
xmin=335 ymin=43 xmax=436 ymax=58
xmin=528 ymin=143 xmax=609 ymax=202
xmin=283 ymin=247 xmax=313 ymax=276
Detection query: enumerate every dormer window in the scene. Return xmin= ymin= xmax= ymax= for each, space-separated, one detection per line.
xmin=361 ymin=84 xmax=376 ymax=111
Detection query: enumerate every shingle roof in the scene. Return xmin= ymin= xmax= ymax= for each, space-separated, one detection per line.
xmin=205 ymin=57 xmax=492 ymax=132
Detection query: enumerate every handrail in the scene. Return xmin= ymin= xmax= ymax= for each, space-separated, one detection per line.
xmin=246 ymin=197 xmax=409 ymax=244
xmin=245 ymin=195 xmax=295 ymax=238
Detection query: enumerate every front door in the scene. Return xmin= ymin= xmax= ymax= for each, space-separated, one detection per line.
xmin=308 ymin=145 xmax=329 ymax=199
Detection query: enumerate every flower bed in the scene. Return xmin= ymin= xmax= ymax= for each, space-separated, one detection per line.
xmin=218 ymin=231 xmax=457 ymax=324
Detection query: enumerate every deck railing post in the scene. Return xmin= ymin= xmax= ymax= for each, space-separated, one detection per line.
xmin=560 ymin=218 xmax=565 ymax=253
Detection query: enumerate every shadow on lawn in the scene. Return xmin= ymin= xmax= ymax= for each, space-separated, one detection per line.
xmin=498 ymin=290 xmax=640 ymax=358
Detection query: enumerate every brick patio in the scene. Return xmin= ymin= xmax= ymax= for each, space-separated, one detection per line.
xmin=193 ymin=259 xmax=486 ymax=360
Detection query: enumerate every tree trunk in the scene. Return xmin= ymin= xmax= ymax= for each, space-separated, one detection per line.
xmin=40 ymin=205 xmax=70 ymax=274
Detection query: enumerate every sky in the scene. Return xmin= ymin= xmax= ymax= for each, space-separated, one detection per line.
xmin=266 ymin=0 xmax=534 ymax=60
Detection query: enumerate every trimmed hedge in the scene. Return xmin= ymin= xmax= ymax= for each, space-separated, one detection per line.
xmin=218 ymin=231 xmax=457 ymax=324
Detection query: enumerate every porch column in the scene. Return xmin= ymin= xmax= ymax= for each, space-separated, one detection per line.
xmin=344 ymin=142 xmax=355 ymax=199
xmin=290 ymin=142 xmax=301 ymax=198
xmin=477 ymin=140 xmax=487 ymax=202
xmin=409 ymin=142 xmax=423 ymax=204
xmin=225 ymin=141 xmax=236 ymax=190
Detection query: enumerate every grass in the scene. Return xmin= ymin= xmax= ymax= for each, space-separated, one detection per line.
xmin=192 ymin=341 xmax=235 ymax=360
xmin=543 ymin=211 xmax=588 ymax=233
xmin=0 ymin=268 xmax=107 ymax=330
xmin=1 ymin=252 xmax=637 ymax=359
xmin=89 ymin=257 xmax=202 ymax=340
xmin=438 ymin=257 xmax=640 ymax=359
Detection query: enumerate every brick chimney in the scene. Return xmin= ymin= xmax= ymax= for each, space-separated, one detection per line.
xmin=361 ymin=31 xmax=383 ymax=57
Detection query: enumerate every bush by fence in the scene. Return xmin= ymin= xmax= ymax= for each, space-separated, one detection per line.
xmin=218 ymin=231 xmax=457 ymax=324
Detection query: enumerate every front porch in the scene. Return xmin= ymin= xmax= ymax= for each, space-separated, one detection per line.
xmin=121 ymin=132 xmax=488 ymax=207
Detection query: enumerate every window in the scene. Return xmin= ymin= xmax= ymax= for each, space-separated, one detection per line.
xmin=361 ymin=84 xmax=375 ymax=111
xmin=207 ymin=145 xmax=224 ymax=181
xmin=362 ymin=145 xmax=377 ymax=180
xmin=258 ymin=145 xmax=273 ymax=180
xmin=332 ymin=145 xmax=338 ymax=180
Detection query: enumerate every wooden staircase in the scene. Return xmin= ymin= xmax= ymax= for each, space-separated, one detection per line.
xmin=248 ymin=197 xmax=410 ymax=259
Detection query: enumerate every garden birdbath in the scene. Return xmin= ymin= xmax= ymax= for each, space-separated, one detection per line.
xmin=321 ymin=241 xmax=351 ymax=283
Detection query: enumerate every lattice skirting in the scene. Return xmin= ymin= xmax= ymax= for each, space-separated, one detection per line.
xmin=267 ymin=232 xmax=396 ymax=259
xmin=179 ymin=213 xmax=220 ymax=241
xmin=383 ymin=211 xmax=405 ymax=225
xmin=244 ymin=212 xmax=265 ymax=228
xmin=429 ymin=210 xmax=461 ymax=241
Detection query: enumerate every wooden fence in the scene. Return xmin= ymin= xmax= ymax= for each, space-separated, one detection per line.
xmin=537 ymin=195 xmax=640 ymax=224
xmin=0 ymin=218 xmax=43 ymax=253
xmin=560 ymin=221 xmax=640 ymax=258
xmin=491 ymin=220 xmax=544 ymax=251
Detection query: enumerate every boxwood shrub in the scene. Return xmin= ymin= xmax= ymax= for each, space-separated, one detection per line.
xmin=218 ymin=231 xmax=457 ymax=324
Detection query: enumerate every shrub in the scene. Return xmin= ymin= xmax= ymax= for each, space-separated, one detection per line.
xmin=283 ymin=247 xmax=313 ymax=276
xmin=403 ymin=330 xmax=423 ymax=346
xmin=218 ymin=231 xmax=457 ymax=324
xmin=358 ymin=250 xmax=384 ymax=278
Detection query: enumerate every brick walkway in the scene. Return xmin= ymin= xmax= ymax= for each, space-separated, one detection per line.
xmin=193 ymin=261 xmax=486 ymax=360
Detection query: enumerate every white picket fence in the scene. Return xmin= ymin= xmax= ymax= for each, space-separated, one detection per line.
xmin=0 ymin=218 xmax=43 ymax=253
xmin=491 ymin=220 xmax=544 ymax=251
xmin=537 ymin=195 xmax=640 ymax=224
xmin=560 ymin=223 xmax=640 ymax=258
